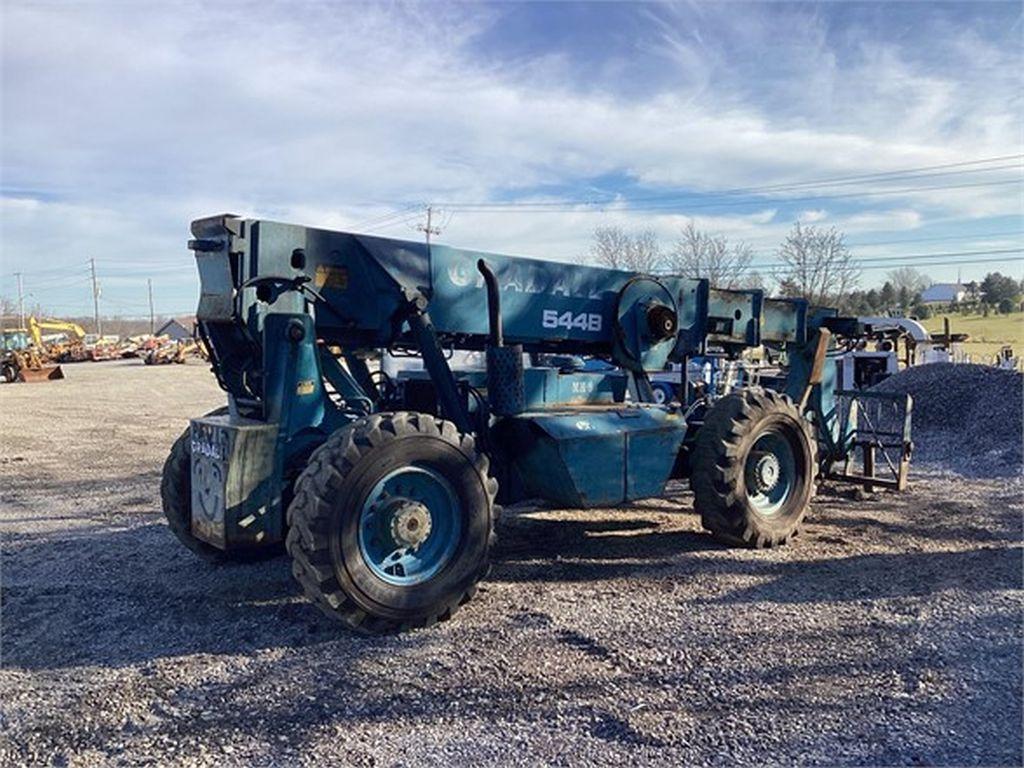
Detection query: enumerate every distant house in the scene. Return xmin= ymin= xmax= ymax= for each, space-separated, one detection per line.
xmin=920 ymin=283 xmax=967 ymax=304
xmin=156 ymin=318 xmax=192 ymax=341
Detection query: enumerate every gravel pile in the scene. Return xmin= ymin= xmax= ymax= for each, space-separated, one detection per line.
xmin=871 ymin=363 xmax=1023 ymax=477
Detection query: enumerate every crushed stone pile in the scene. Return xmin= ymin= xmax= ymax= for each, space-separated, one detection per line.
xmin=871 ymin=363 xmax=1022 ymax=477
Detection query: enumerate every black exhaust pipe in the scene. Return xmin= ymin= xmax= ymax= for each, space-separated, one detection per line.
xmin=477 ymin=259 xmax=504 ymax=347
xmin=477 ymin=259 xmax=523 ymax=416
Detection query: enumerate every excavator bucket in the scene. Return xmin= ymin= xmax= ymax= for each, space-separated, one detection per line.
xmin=18 ymin=364 xmax=65 ymax=382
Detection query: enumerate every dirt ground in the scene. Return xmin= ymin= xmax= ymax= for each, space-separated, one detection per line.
xmin=1 ymin=360 xmax=1022 ymax=767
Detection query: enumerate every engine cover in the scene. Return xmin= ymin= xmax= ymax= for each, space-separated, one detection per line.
xmin=494 ymin=405 xmax=687 ymax=507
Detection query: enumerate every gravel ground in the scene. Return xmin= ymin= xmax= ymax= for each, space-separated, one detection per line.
xmin=2 ymin=360 xmax=1022 ymax=767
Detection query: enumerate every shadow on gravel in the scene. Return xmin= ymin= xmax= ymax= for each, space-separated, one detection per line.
xmin=827 ymin=510 xmax=1023 ymax=546
xmin=708 ymin=545 xmax=1024 ymax=604
xmin=3 ymin=469 xmax=163 ymax=500
xmin=487 ymin=505 xmax=1024 ymax=605
xmin=491 ymin=513 xmax=725 ymax=582
xmin=1 ymin=521 xmax=353 ymax=671
xmin=2 ymin=508 xmax=720 ymax=672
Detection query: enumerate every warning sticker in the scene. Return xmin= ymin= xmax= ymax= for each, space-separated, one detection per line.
xmin=315 ymin=265 xmax=348 ymax=290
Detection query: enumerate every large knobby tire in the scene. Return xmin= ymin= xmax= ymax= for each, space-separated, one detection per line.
xmin=160 ymin=407 xmax=283 ymax=562
xmin=692 ymin=388 xmax=817 ymax=548
xmin=286 ymin=411 xmax=498 ymax=634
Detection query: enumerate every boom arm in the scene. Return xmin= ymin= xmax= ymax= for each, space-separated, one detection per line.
xmin=28 ymin=317 xmax=86 ymax=347
xmin=189 ymin=215 xmax=828 ymax=418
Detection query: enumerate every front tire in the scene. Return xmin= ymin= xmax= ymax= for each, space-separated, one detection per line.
xmin=286 ymin=412 xmax=498 ymax=634
xmin=692 ymin=388 xmax=816 ymax=547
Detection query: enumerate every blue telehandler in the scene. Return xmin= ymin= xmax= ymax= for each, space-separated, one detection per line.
xmin=163 ymin=214 xmax=912 ymax=633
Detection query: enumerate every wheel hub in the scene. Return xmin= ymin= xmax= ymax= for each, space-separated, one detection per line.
xmin=749 ymin=452 xmax=781 ymax=493
xmin=389 ymin=501 xmax=433 ymax=549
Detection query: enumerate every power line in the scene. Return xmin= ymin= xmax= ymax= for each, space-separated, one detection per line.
xmin=443 ymin=164 xmax=1022 ymax=210
xmin=350 ymin=155 xmax=1023 ymax=226
xmin=728 ymin=249 xmax=1022 ymax=275
xmin=856 ymin=256 xmax=1022 ymax=272
xmin=433 ymin=178 xmax=1022 ymax=215
xmin=1 ymin=264 xmax=90 ymax=278
xmin=676 ymin=157 xmax=1022 ymax=197
xmin=732 ymin=228 xmax=1024 ymax=252
xmin=769 ymin=247 xmax=1021 ymax=268
xmin=429 ymin=154 xmax=1024 ymax=210
xmin=18 ymin=276 xmax=93 ymax=292
xmin=354 ymin=203 xmax=425 ymax=231
xmin=842 ymin=230 xmax=1023 ymax=248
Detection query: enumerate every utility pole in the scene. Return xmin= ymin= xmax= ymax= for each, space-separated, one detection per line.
xmin=417 ymin=205 xmax=442 ymax=247
xmin=15 ymin=272 xmax=25 ymax=328
xmin=147 ymin=278 xmax=155 ymax=335
xmin=89 ymin=258 xmax=102 ymax=337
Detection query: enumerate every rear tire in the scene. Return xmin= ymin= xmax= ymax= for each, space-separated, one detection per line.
xmin=692 ymin=388 xmax=816 ymax=547
xmin=286 ymin=411 xmax=498 ymax=634
xmin=161 ymin=407 xmax=284 ymax=562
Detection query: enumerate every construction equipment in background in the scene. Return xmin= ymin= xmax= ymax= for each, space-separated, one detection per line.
xmin=86 ymin=335 xmax=122 ymax=361
xmin=27 ymin=317 xmax=89 ymax=363
xmin=0 ymin=316 xmax=83 ymax=382
xmin=28 ymin=316 xmax=86 ymax=347
xmin=1 ymin=328 xmax=31 ymax=352
xmin=996 ymin=345 xmax=1018 ymax=370
xmin=144 ymin=337 xmax=202 ymax=365
xmin=117 ymin=334 xmax=155 ymax=358
xmin=1 ymin=347 xmax=65 ymax=383
xmin=649 ymin=313 xmax=979 ymax=399
xmin=163 ymin=214 xmax=913 ymax=633
xmin=857 ymin=316 xmax=970 ymax=367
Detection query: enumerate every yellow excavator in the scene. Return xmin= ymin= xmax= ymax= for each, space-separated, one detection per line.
xmin=30 ymin=317 xmax=90 ymax=362
xmin=29 ymin=317 xmax=86 ymax=349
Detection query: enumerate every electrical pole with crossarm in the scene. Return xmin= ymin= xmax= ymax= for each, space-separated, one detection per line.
xmin=148 ymin=278 xmax=155 ymax=335
xmin=417 ymin=205 xmax=442 ymax=247
xmin=90 ymin=258 xmax=102 ymax=337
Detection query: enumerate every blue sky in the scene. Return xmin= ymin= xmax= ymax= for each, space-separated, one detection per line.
xmin=1 ymin=1 xmax=1021 ymax=318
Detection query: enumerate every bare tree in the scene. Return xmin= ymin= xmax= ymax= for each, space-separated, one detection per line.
xmin=590 ymin=225 xmax=629 ymax=269
xmin=667 ymin=222 xmax=754 ymax=288
xmin=886 ymin=266 xmax=929 ymax=298
xmin=776 ymin=222 xmax=860 ymax=306
xmin=743 ymin=270 xmax=766 ymax=291
xmin=590 ymin=225 xmax=662 ymax=273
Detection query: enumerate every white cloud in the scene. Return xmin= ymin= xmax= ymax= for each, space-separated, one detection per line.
xmin=838 ymin=209 xmax=922 ymax=233
xmin=1 ymin=2 xmax=1020 ymax=309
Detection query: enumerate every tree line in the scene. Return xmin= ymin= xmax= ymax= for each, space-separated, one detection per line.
xmin=589 ymin=222 xmax=1022 ymax=317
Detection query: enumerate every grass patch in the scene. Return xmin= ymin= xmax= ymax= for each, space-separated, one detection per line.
xmin=921 ymin=311 xmax=1024 ymax=361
